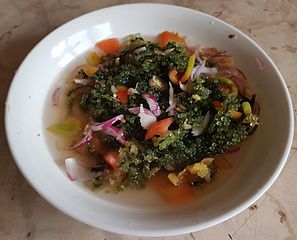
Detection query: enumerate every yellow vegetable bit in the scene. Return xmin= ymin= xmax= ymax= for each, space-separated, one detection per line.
xmin=47 ymin=118 xmax=81 ymax=137
xmin=168 ymin=173 xmax=181 ymax=186
xmin=187 ymin=162 xmax=211 ymax=181
xmin=86 ymin=52 xmax=101 ymax=66
xmin=82 ymin=65 xmax=98 ymax=77
xmin=180 ymin=53 xmax=196 ymax=83
xmin=242 ymin=101 xmax=252 ymax=115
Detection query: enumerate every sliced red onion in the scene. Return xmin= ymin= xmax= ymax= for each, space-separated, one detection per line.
xmin=176 ymin=103 xmax=187 ymax=110
xmin=138 ymin=104 xmax=156 ymax=129
xmin=217 ymin=67 xmax=234 ymax=78
xmin=202 ymin=66 xmax=218 ymax=75
xmin=256 ymin=57 xmax=265 ymax=70
xmin=103 ymin=126 xmax=126 ymax=144
xmin=111 ymin=85 xmax=117 ymax=93
xmin=74 ymin=79 xmax=90 ymax=85
xmin=192 ymin=111 xmax=210 ymax=136
xmin=142 ymin=93 xmax=161 ymax=116
xmin=190 ymin=65 xmax=201 ymax=81
xmin=191 ymin=60 xmax=217 ymax=80
xmin=211 ymin=55 xmax=232 ymax=63
xmin=128 ymin=107 xmax=141 ymax=114
xmin=128 ymin=106 xmax=155 ymax=115
xmin=52 ymin=87 xmax=61 ymax=106
xmin=127 ymin=83 xmax=139 ymax=95
xmin=65 ymin=158 xmax=94 ymax=182
xmin=128 ymin=87 xmax=139 ymax=95
xmin=253 ymin=102 xmax=261 ymax=116
xmin=68 ymin=129 xmax=93 ymax=150
xmin=98 ymin=64 xmax=104 ymax=71
xmin=165 ymin=102 xmax=176 ymax=113
xmin=168 ymin=82 xmax=175 ymax=106
xmin=166 ymin=82 xmax=177 ymax=115
xmin=90 ymin=114 xmax=124 ymax=131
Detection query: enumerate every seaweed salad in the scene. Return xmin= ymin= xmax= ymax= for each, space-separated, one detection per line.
xmin=47 ymin=32 xmax=260 ymax=203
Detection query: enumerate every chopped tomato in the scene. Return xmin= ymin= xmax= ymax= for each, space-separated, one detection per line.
xmin=96 ymin=38 xmax=120 ymax=54
xmin=213 ymin=100 xmax=222 ymax=111
xmin=116 ymin=86 xmax=128 ymax=104
xmin=168 ymin=69 xmax=179 ymax=85
xmin=157 ymin=31 xmax=185 ymax=48
xmin=82 ymin=65 xmax=98 ymax=77
xmin=215 ymin=157 xmax=233 ymax=169
xmin=149 ymin=173 xmax=195 ymax=204
xmin=145 ymin=117 xmax=173 ymax=140
xmin=103 ymin=151 xmax=121 ymax=170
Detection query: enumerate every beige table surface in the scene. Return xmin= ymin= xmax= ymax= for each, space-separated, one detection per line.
xmin=1 ymin=0 xmax=297 ymax=239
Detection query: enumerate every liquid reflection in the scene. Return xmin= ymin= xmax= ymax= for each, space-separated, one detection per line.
xmin=51 ymin=22 xmax=112 ymax=67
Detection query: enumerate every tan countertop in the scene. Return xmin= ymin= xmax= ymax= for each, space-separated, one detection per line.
xmin=1 ymin=1 xmax=297 ymax=239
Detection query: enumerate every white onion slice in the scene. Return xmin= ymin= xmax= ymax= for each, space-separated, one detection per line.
xmin=74 ymin=78 xmax=90 ymax=85
xmin=110 ymin=85 xmax=117 ymax=93
xmin=138 ymin=104 xmax=156 ymax=129
xmin=65 ymin=158 xmax=94 ymax=182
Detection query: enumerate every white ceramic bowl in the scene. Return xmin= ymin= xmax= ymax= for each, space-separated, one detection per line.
xmin=5 ymin=4 xmax=294 ymax=237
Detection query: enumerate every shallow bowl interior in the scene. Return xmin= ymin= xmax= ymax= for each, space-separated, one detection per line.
xmin=5 ymin=4 xmax=293 ymax=237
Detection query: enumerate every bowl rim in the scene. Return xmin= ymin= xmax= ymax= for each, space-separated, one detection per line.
xmin=5 ymin=3 xmax=294 ymax=237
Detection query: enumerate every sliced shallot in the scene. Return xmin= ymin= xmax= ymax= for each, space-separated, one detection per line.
xmin=191 ymin=60 xmax=217 ymax=80
xmin=142 ymin=93 xmax=161 ymax=116
xmin=102 ymin=126 xmax=126 ymax=144
xmin=65 ymin=157 xmax=94 ymax=181
xmin=90 ymin=114 xmax=124 ymax=131
xmin=52 ymin=87 xmax=61 ymax=106
xmin=138 ymin=104 xmax=157 ymax=129
xmin=68 ymin=128 xmax=93 ymax=150
xmin=166 ymin=82 xmax=177 ymax=115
